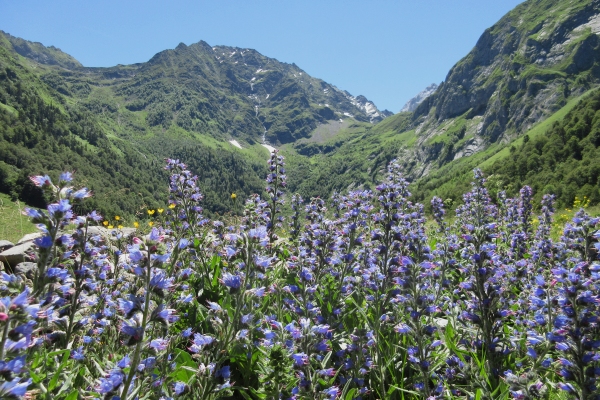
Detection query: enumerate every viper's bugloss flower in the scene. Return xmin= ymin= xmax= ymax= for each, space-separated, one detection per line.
xmin=0 ymin=377 xmax=31 ymax=397
xmin=221 ymin=272 xmax=242 ymax=291
xmin=291 ymin=352 xmax=308 ymax=368
xmin=72 ymin=187 xmax=92 ymax=199
xmin=189 ymin=333 xmax=214 ymax=353
xmin=97 ymin=370 xmax=124 ymax=394
xmin=30 ymin=175 xmax=52 ymax=187
xmin=59 ymin=172 xmax=73 ymax=183
xmin=34 ymin=235 xmax=53 ymax=248
xmin=149 ymin=338 xmax=169 ymax=351
xmin=174 ymin=381 xmax=187 ymax=395
xmin=71 ymin=346 xmax=85 ymax=361
xmin=23 ymin=207 xmax=44 ymax=220
xmin=47 ymin=199 xmax=72 ymax=216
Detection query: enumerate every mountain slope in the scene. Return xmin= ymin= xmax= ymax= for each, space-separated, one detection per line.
xmin=0 ymin=30 xmax=389 ymax=217
xmin=0 ymin=32 xmax=388 ymax=146
xmin=405 ymin=0 xmax=600 ymax=177
xmin=400 ymin=83 xmax=438 ymax=112
xmin=283 ymin=0 xmax=600 ymax=208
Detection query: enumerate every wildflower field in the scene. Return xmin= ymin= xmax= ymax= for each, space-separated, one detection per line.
xmin=1 ymin=152 xmax=600 ymax=400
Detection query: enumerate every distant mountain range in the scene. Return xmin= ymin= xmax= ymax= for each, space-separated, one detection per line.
xmin=400 ymin=83 xmax=438 ymax=112
xmin=0 ymin=29 xmax=389 ymax=216
xmin=1 ymin=0 xmax=600 ymax=216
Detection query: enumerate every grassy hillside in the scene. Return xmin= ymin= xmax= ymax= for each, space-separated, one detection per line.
xmin=411 ymin=87 xmax=600 ymax=211
xmin=0 ymin=44 xmax=268 ymax=218
xmin=284 ymin=112 xmax=414 ymax=198
xmin=0 ymin=192 xmax=36 ymax=243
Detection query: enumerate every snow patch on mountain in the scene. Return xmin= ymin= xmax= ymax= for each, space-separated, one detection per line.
xmin=229 ymin=140 xmax=243 ymax=149
xmin=262 ymin=144 xmax=276 ymax=153
xmin=344 ymin=93 xmax=384 ymax=123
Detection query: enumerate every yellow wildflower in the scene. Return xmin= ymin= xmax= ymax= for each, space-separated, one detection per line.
xmin=134 ymin=221 xmax=139 ymax=228
xmin=147 ymin=209 xmax=155 ymax=215
xmin=168 ymin=203 xmax=176 ymax=209
xmin=231 ymin=193 xmax=237 ymax=200
xmin=118 ymin=225 xmax=123 ymax=229
xmin=148 ymin=221 xmax=154 ymax=227
xmin=157 ymin=208 xmax=164 ymax=214
xmin=108 ymin=225 xmax=114 ymax=229
xmin=103 ymin=220 xmax=109 ymax=226
xmin=115 ymin=216 xmax=121 ymax=221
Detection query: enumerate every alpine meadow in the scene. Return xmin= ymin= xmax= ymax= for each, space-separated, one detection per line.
xmin=2 ymin=0 xmax=600 ymax=399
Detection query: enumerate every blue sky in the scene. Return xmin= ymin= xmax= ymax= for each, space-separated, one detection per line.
xmin=0 ymin=0 xmax=523 ymax=112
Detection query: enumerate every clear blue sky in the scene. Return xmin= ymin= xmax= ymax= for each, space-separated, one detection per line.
xmin=0 ymin=0 xmax=523 ymax=112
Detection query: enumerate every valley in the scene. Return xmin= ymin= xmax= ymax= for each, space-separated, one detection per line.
xmin=1 ymin=0 xmax=600 ymax=219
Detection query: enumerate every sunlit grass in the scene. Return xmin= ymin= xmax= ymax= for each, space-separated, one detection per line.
xmin=0 ymin=192 xmax=37 ymax=244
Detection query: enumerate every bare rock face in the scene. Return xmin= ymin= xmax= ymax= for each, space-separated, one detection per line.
xmin=0 ymin=240 xmax=36 ymax=269
xmin=401 ymin=0 xmax=600 ymax=179
xmin=0 ymin=240 xmax=14 ymax=252
xmin=400 ymin=84 xmax=438 ymax=112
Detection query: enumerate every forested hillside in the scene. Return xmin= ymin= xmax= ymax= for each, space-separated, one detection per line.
xmin=2 ymin=0 xmax=600 ymax=218
xmin=0 ymin=44 xmax=267 ymax=217
xmin=0 ymin=29 xmax=391 ymax=217
xmin=489 ymin=87 xmax=600 ymax=205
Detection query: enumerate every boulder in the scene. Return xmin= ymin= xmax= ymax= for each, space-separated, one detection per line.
xmin=17 ymin=232 xmax=42 ymax=245
xmin=14 ymin=262 xmax=36 ymax=279
xmin=0 ymin=240 xmax=14 ymax=252
xmin=0 ymin=241 xmax=36 ymax=269
xmin=86 ymin=226 xmax=136 ymax=242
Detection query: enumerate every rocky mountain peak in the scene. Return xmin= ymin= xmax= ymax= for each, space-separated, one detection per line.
xmin=400 ymin=83 xmax=438 ymax=112
xmin=402 ymin=0 xmax=600 ymax=179
xmin=0 ymin=30 xmax=82 ymax=70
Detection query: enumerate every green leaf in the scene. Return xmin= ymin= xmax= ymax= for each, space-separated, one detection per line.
xmin=48 ymin=349 xmax=71 ymax=392
xmin=57 ymin=372 xmax=75 ymax=396
xmin=321 ymin=351 xmax=332 ymax=367
xmin=211 ymin=256 xmax=221 ymax=289
xmin=64 ymin=390 xmax=79 ymax=400
xmin=249 ymin=388 xmax=268 ymax=399
xmin=344 ymin=388 xmax=357 ymax=400
xmin=390 ymin=385 xmax=419 ymax=395
xmin=29 ymin=369 xmax=45 ymax=384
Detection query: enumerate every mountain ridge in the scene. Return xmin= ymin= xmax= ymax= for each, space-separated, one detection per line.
xmin=0 ymin=29 xmax=389 ymax=216
xmin=280 ymin=0 xmax=600 ymax=209
xmin=400 ymin=0 xmax=600 ymax=178
xmin=400 ymin=83 xmax=438 ymax=112
xmin=2 ymin=0 xmax=600 ymax=217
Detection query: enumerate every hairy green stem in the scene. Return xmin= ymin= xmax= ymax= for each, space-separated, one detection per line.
xmin=120 ymin=255 xmax=152 ymax=400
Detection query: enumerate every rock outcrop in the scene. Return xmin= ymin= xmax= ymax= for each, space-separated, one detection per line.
xmin=402 ymin=0 xmax=600 ymax=178
xmin=400 ymin=83 xmax=438 ymax=112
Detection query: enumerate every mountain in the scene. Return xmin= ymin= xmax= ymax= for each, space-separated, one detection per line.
xmin=0 ymin=30 xmax=388 ymax=217
xmin=282 ymin=0 xmax=600 ymax=209
xmin=400 ymin=83 xmax=438 ymax=112
xmin=0 ymin=31 xmax=82 ymax=70
xmin=2 ymin=0 xmax=600 ymax=217
xmin=0 ymin=31 xmax=388 ymax=145
xmin=405 ymin=0 xmax=600 ymax=177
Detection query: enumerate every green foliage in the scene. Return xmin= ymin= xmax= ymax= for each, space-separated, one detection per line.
xmin=411 ymin=87 xmax=600 ymax=213
xmin=0 ymin=35 xmax=273 ymax=220
xmin=285 ymin=114 xmax=416 ymax=199
xmin=489 ymin=87 xmax=600 ymax=207
xmin=0 ymin=29 xmax=393 ymax=223
xmin=0 ymin=192 xmax=37 ymax=243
